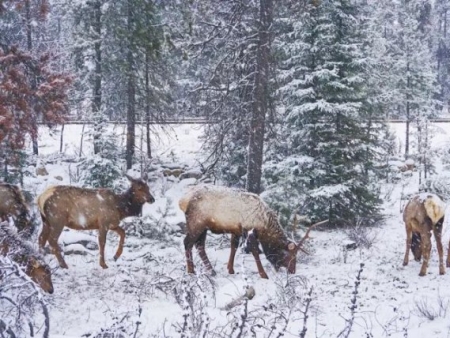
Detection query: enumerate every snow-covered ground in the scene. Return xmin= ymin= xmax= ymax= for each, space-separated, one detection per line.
xmin=15 ymin=123 xmax=450 ymax=337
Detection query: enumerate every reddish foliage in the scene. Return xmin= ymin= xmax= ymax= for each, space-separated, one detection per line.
xmin=0 ymin=46 xmax=72 ymax=153
xmin=1 ymin=0 xmax=48 ymax=18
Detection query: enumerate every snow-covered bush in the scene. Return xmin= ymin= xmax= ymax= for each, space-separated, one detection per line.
xmin=123 ymin=198 xmax=179 ymax=241
xmin=0 ymin=257 xmax=50 ymax=338
xmin=79 ymin=155 xmax=122 ymax=189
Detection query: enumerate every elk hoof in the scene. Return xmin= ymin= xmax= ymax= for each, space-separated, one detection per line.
xmin=60 ymin=262 xmax=69 ymax=269
xmin=260 ymin=273 xmax=269 ymax=279
xmin=439 ymin=267 xmax=445 ymax=275
xmin=210 ymin=269 xmax=217 ymax=277
xmin=447 ymin=262 xmax=450 ymax=268
xmin=419 ymin=271 xmax=426 ymax=277
xmin=100 ymin=263 xmax=109 ymax=269
xmin=402 ymin=261 xmax=408 ymax=266
xmin=228 ymin=268 xmax=235 ymax=275
xmin=113 ymin=255 xmax=119 ymax=261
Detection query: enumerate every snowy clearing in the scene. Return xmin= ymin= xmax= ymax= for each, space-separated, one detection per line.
xmin=13 ymin=123 xmax=450 ymax=337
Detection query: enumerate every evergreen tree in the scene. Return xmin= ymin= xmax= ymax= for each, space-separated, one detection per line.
xmin=265 ymin=0 xmax=383 ymax=227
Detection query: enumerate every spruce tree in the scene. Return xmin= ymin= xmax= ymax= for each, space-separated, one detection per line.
xmin=266 ymin=0 xmax=382 ymax=227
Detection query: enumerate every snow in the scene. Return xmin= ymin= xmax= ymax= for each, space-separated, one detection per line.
xmin=11 ymin=122 xmax=450 ymax=337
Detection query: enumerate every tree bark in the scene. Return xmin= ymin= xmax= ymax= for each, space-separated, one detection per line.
xmin=405 ymin=61 xmax=411 ymax=157
xmin=126 ymin=0 xmax=135 ymax=170
xmin=246 ymin=0 xmax=272 ymax=194
xmin=145 ymin=50 xmax=152 ymax=158
xmin=93 ymin=0 xmax=102 ymax=155
xmin=25 ymin=0 xmax=39 ymax=155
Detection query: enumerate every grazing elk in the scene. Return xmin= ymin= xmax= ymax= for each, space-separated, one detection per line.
xmin=37 ymin=175 xmax=155 ymax=269
xmin=0 ymin=183 xmax=34 ymax=237
xmin=179 ymin=185 xmax=326 ymax=279
xmin=403 ymin=193 xmax=447 ymax=276
xmin=0 ymin=221 xmax=54 ymax=293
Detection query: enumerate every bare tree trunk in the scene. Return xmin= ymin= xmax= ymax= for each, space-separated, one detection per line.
xmin=405 ymin=61 xmax=411 ymax=157
xmin=79 ymin=124 xmax=85 ymax=157
xmin=60 ymin=124 xmax=64 ymax=153
xmin=126 ymin=0 xmax=135 ymax=170
xmin=418 ymin=123 xmax=422 ymax=187
xmin=246 ymin=0 xmax=272 ymax=194
xmin=424 ymin=119 xmax=429 ymax=180
xmin=145 ymin=50 xmax=152 ymax=158
xmin=92 ymin=0 xmax=102 ymax=154
xmin=25 ymin=0 xmax=39 ymax=155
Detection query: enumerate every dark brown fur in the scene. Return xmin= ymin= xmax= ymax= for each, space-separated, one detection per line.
xmin=0 ymin=221 xmax=53 ymax=293
xmin=37 ymin=176 xmax=155 ymax=269
xmin=0 ymin=183 xmax=33 ymax=237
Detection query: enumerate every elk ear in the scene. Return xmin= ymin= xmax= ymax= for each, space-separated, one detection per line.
xmin=30 ymin=257 xmax=40 ymax=269
xmin=287 ymin=242 xmax=297 ymax=251
xmin=126 ymin=174 xmax=135 ymax=182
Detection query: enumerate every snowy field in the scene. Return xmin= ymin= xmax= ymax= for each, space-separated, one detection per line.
xmin=14 ymin=122 xmax=450 ymax=337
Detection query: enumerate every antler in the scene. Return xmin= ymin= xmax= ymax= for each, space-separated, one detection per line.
xmin=296 ymin=219 xmax=328 ymax=254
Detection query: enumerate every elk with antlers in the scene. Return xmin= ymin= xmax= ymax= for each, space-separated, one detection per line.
xmin=37 ymin=175 xmax=155 ymax=269
xmin=179 ymin=185 xmax=326 ymax=279
xmin=403 ymin=193 xmax=447 ymax=276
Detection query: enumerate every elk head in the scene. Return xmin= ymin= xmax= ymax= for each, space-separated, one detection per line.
xmin=126 ymin=175 xmax=155 ymax=204
xmin=26 ymin=257 xmax=54 ymax=294
xmin=246 ymin=219 xmax=328 ymax=274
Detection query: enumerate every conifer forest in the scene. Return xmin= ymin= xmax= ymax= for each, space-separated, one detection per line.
xmin=2 ymin=1 xmax=450 ymax=337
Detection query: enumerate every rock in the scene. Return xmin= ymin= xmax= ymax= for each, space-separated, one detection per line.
xmin=162 ymin=168 xmax=184 ymax=178
xmin=64 ymin=243 xmax=92 ymax=256
xmin=61 ymin=232 xmax=99 ymax=250
xmin=36 ymin=165 xmax=48 ymax=176
xmin=405 ymin=158 xmax=415 ymax=171
xmin=54 ymin=175 xmax=63 ymax=181
xmin=180 ymin=169 xmax=203 ymax=180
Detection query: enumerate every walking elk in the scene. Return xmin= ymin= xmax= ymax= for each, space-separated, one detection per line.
xmin=37 ymin=175 xmax=155 ymax=269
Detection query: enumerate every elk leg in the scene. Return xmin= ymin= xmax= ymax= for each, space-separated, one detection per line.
xmin=227 ymin=234 xmax=240 ymax=274
xmin=433 ymin=224 xmax=445 ymax=275
xmin=447 ymin=238 xmax=450 ymax=268
xmin=184 ymin=234 xmax=196 ymax=274
xmin=98 ymin=227 xmax=108 ymax=269
xmin=403 ymin=226 xmax=412 ymax=266
xmin=48 ymin=236 xmax=68 ymax=269
xmin=247 ymin=233 xmax=268 ymax=279
xmin=112 ymin=226 xmax=125 ymax=261
xmin=419 ymin=232 xmax=431 ymax=277
xmin=38 ymin=218 xmax=50 ymax=252
xmin=195 ymin=230 xmax=216 ymax=276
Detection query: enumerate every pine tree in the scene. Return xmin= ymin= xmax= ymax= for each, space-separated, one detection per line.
xmin=265 ymin=0 xmax=383 ymax=227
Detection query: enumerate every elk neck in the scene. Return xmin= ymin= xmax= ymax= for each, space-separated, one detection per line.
xmin=118 ymin=188 xmax=144 ymax=218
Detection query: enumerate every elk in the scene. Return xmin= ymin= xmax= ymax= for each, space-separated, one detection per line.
xmin=179 ymin=185 xmax=326 ymax=279
xmin=37 ymin=175 xmax=155 ymax=269
xmin=403 ymin=193 xmax=447 ymax=276
xmin=0 ymin=221 xmax=54 ymax=293
xmin=0 ymin=183 xmax=34 ymax=237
